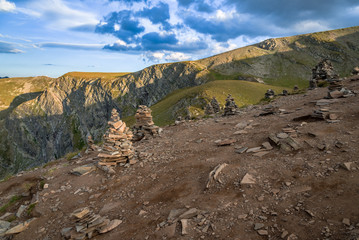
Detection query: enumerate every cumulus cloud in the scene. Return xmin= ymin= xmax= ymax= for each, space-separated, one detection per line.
xmin=27 ymin=0 xmax=98 ymax=30
xmin=165 ymin=52 xmax=191 ymax=61
xmin=0 ymin=0 xmax=15 ymax=12
xmin=95 ymin=10 xmax=145 ymax=43
xmin=36 ymin=42 xmax=105 ymax=50
xmin=0 ymin=41 xmax=23 ymax=53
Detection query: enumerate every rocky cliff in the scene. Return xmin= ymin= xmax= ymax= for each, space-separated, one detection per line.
xmin=0 ymin=62 xmax=207 ymax=176
xmin=1 ymin=26 xmax=359 ymax=177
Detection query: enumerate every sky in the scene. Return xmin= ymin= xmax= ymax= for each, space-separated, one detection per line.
xmin=0 ymin=0 xmax=358 ymax=77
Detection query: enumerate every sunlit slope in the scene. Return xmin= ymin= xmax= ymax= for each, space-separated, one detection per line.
xmin=124 ymin=80 xmax=287 ymax=126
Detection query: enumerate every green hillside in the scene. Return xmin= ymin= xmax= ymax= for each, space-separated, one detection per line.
xmin=124 ymin=80 xmax=289 ymax=126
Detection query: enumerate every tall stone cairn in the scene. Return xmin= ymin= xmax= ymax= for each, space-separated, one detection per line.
xmin=133 ymin=105 xmax=160 ymax=141
xmin=310 ymin=59 xmax=338 ymax=89
xmin=223 ymin=94 xmax=238 ymax=116
xmin=97 ymin=109 xmax=134 ymax=166
xmin=210 ymin=97 xmax=220 ymax=113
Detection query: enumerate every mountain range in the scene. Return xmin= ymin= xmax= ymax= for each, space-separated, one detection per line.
xmin=0 ymin=26 xmax=358 ymax=177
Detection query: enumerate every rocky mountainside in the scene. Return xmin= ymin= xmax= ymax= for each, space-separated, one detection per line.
xmin=198 ymin=26 xmax=359 ymax=86
xmin=0 ymin=75 xmax=358 ymax=239
xmin=1 ymin=26 xmax=359 ymax=177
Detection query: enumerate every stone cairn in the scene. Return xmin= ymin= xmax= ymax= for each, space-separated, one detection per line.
xmin=97 ymin=109 xmax=134 ymax=166
xmin=132 ymin=105 xmax=160 ymax=141
xmin=86 ymin=135 xmax=97 ymax=153
xmin=205 ymin=97 xmax=221 ymax=115
xmin=310 ymin=59 xmax=338 ymax=89
xmin=223 ymin=94 xmax=238 ymax=116
xmin=264 ymin=89 xmax=275 ymax=99
xmin=61 ymin=207 xmax=122 ymax=239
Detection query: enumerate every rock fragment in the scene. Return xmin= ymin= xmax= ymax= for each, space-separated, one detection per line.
xmin=240 ymin=173 xmax=256 ymax=185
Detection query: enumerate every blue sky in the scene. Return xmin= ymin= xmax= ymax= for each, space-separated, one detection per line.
xmin=0 ymin=0 xmax=358 ymax=77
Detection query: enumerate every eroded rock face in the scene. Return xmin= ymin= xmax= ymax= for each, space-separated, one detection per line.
xmin=0 ymin=62 xmax=208 ymax=177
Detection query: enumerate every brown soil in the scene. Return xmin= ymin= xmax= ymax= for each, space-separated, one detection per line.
xmin=1 ymin=77 xmax=359 ymax=240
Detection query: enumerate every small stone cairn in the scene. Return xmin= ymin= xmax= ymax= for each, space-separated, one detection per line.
xmin=223 ymin=94 xmax=238 ymax=116
xmin=205 ymin=97 xmax=221 ymax=115
xmin=61 ymin=207 xmax=122 ymax=239
xmin=97 ymin=109 xmax=134 ymax=166
xmin=86 ymin=135 xmax=97 ymax=153
xmin=132 ymin=105 xmax=160 ymax=141
xmin=264 ymin=89 xmax=275 ymax=99
xmin=310 ymin=59 xmax=338 ymax=89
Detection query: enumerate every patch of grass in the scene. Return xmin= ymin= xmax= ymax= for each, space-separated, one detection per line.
xmin=0 ymin=173 xmax=13 ymax=182
xmin=65 ymin=151 xmax=80 ymax=161
xmin=0 ymin=195 xmax=22 ymax=213
xmin=27 ymin=203 xmax=36 ymax=216
xmin=39 ymin=180 xmax=45 ymax=189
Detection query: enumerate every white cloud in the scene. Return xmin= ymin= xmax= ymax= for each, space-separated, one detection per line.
xmin=0 ymin=0 xmax=15 ymax=12
xmin=348 ymin=5 xmax=359 ymax=15
xmin=165 ymin=52 xmax=190 ymax=61
xmin=36 ymin=42 xmax=104 ymax=50
xmin=28 ymin=0 xmax=99 ymax=30
xmin=292 ymin=20 xmax=329 ymax=34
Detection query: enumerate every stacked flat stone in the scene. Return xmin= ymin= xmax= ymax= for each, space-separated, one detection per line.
xmin=223 ymin=94 xmax=238 ymax=116
xmin=98 ymin=109 xmax=134 ymax=166
xmin=86 ymin=136 xmax=97 ymax=152
xmin=133 ymin=105 xmax=160 ymax=140
xmin=310 ymin=59 xmax=338 ymax=89
xmin=62 ymin=207 xmax=122 ymax=239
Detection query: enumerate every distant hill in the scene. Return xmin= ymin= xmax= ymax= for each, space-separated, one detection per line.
xmin=0 ymin=26 xmax=359 ymax=178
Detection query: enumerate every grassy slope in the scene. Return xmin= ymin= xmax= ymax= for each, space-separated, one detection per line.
xmin=124 ymin=80 xmax=289 ymax=126
xmin=0 ymin=77 xmax=51 ymax=110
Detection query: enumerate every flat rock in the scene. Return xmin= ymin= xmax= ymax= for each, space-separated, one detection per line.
xmin=5 ymin=218 xmax=36 ymax=235
xmin=99 ymin=219 xmax=122 ymax=233
xmin=277 ymin=132 xmax=288 ymax=139
xmin=254 ymin=223 xmax=264 ymax=230
xmin=162 ymin=223 xmax=176 ymax=237
xmin=342 ymin=218 xmax=350 ymax=226
xmin=167 ymin=209 xmax=186 ymax=221
xmin=0 ymin=220 xmax=10 ymax=234
xmin=180 ymin=219 xmax=188 ymax=235
xmin=262 ymin=142 xmax=273 ymax=150
xmin=216 ymin=139 xmax=236 ymax=146
xmin=233 ymin=130 xmax=248 ymax=135
xmin=72 ymin=207 xmax=91 ymax=219
xmin=71 ymin=164 xmax=96 ymax=176
xmin=246 ymin=147 xmax=262 ymax=153
xmin=16 ymin=205 xmax=27 ymax=218
xmin=235 ymin=147 xmax=248 ymax=154
xmin=342 ymin=162 xmax=354 ymax=171
xmin=257 ymin=229 xmax=268 ymax=235
xmin=178 ymin=208 xmax=198 ymax=219
xmin=240 ymin=173 xmax=256 ymax=185
xmin=235 ymin=121 xmax=248 ymax=129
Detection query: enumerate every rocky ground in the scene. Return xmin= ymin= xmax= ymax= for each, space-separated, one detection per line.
xmin=0 ymin=77 xmax=358 ymax=240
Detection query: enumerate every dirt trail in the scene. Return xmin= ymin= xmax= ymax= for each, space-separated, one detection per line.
xmin=0 ymin=77 xmax=359 ymax=240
